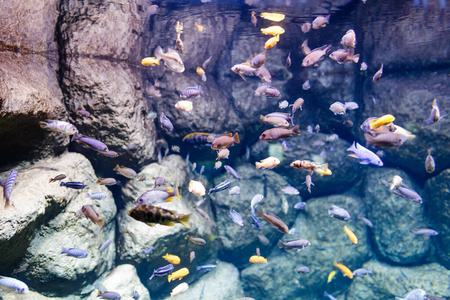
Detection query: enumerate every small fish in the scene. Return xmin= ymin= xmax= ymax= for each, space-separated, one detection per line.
xmin=154 ymin=45 xmax=184 ymax=73
xmin=251 ymin=213 xmax=262 ymax=230
xmin=186 ymin=235 xmax=206 ymax=245
xmin=140 ymin=247 xmax=154 ymax=257
xmin=180 ymin=86 xmax=203 ymax=100
xmin=128 ymin=205 xmax=190 ymax=228
xmin=195 ymin=207 xmax=210 ymax=220
xmin=224 ymin=165 xmax=241 ymax=181
xmin=61 ymin=247 xmax=88 ymax=258
xmin=98 ymin=291 xmax=121 ymax=299
xmin=262 ymin=86 xmax=281 ymax=98
xmin=261 ymin=25 xmax=285 ymax=35
xmin=190 ymin=251 xmax=195 ymax=262
xmin=304 ymin=175 xmax=314 ymax=193
xmin=72 ymin=133 xmax=108 ymax=152
xmin=98 ymin=150 xmax=119 ymax=158
xmin=0 ymin=276 xmax=29 ymax=294
xmin=123 ymin=230 xmax=138 ymax=244
xmin=343 ymin=120 xmax=354 ymax=127
xmin=334 ymin=262 xmax=353 ymax=279
xmin=347 ymin=142 xmax=384 ymax=166
xmin=171 ymin=145 xmax=180 ymax=153
xmin=168 ymin=267 xmax=189 ymax=282
xmin=255 ymin=157 xmax=280 ymax=169
xmin=372 ymin=63 xmax=384 ymax=82
xmin=251 ymin=194 xmax=264 ymax=213
xmin=250 ymin=50 xmax=267 ymax=69
xmin=260 ymin=115 xmax=290 ymax=128
xmin=96 ymin=178 xmax=117 ymax=185
xmin=12 ymin=263 xmax=29 ymax=274
xmin=257 ymin=234 xmax=270 ymax=245
xmin=260 ymin=12 xmax=285 ymax=22
xmin=302 ymin=80 xmax=311 ymax=90
xmin=76 ymin=205 xmax=105 ymax=227
xmin=301 ymin=39 xmax=311 ymax=56
xmin=163 ymin=254 xmax=181 ymax=265
xmin=327 ymin=270 xmax=337 ymax=283
xmin=396 ymin=289 xmax=427 ymax=300
xmin=324 ymin=291 xmax=337 ymax=300
xmin=279 ymin=100 xmax=289 ymax=109
xmin=228 ymin=208 xmax=244 ymax=226
xmin=282 ymin=186 xmax=299 ymax=195
xmin=196 ymin=67 xmax=207 ymax=81
xmin=254 ymin=83 xmax=269 ymax=96
xmin=256 ymin=207 xmax=289 ymax=234
xmin=195 ymin=22 xmax=204 ymax=32
xmin=229 ymin=186 xmax=240 ymax=196
xmin=189 ymin=180 xmax=206 ymax=196
xmin=328 ymin=205 xmax=351 ymax=221
xmin=369 ymin=114 xmax=395 ymax=130
xmin=426 ymin=99 xmax=443 ymax=125
xmin=292 ymin=98 xmax=304 ymax=115
xmin=344 ymin=225 xmax=358 ymax=244
xmin=360 ymin=62 xmax=368 ymax=71
xmin=329 ymin=48 xmax=360 ymax=64
xmin=131 ymin=290 xmax=140 ymax=300
xmin=60 ymin=181 xmax=85 ymax=189
xmin=264 ymin=34 xmax=280 ymax=50
xmin=154 ymin=177 xmax=165 ymax=187
xmin=175 ymin=100 xmax=193 ymax=114
xmin=255 ymin=65 xmax=272 ymax=82
xmin=75 ymin=109 xmax=90 ymax=117
xmin=98 ymin=239 xmax=112 ymax=253
xmin=1 ymin=169 xmax=18 ymax=208
xmin=353 ymin=269 xmax=373 ymax=277
xmin=49 ymin=174 xmax=66 ymax=183
xmin=196 ymin=264 xmax=217 ymax=271
xmin=170 ymin=282 xmax=189 ymax=298
xmin=278 ymin=239 xmax=311 ymax=253
xmin=312 ymin=15 xmax=330 ymax=29
xmin=231 ymin=63 xmax=257 ymax=80
xmin=294 ymin=202 xmax=306 ymax=209
xmin=260 ymin=125 xmax=301 ymax=141
xmin=39 ymin=119 xmax=78 ymax=135
xmin=214 ymin=161 xmax=222 ymax=169
xmin=344 ymin=102 xmax=359 ymax=111
xmin=358 ymin=216 xmax=374 ymax=227
xmin=159 ymin=113 xmax=174 ymax=132
xmin=329 ymin=102 xmax=346 ymax=115
xmin=251 ymin=11 xmax=257 ymax=27
xmin=296 ymin=266 xmax=310 ymax=273
xmin=425 ymin=149 xmax=436 ymax=173
xmin=286 ymin=52 xmax=291 ymax=67
xmin=301 ymin=22 xmax=311 ymax=33
xmin=410 ymin=228 xmax=439 ymax=238
xmin=302 ymin=45 xmax=331 ymax=67
xmin=209 ymin=179 xmax=232 ymax=195
xmin=149 ymin=264 xmax=174 ymax=281
xmin=113 ymin=165 xmax=136 ymax=179
xmin=249 ymin=255 xmax=267 ymax=263
xmin=211 ymin=133 xmax=240 ymax=150
xmin=202 ymin=56 xmax=212 ymax=70
xmin=341 ymin=29 xmax=356 ymax=48
xmin=141 ymin=57 xmax=160 ymax=66
xmin=392 ymin=185 xmax=423 ymax=203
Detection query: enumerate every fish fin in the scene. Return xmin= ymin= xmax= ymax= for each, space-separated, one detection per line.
xmin=255 ymin=162 xmax=262 ymax=169
xmin=255 ymin=206 xmax=264 ymax=218
xmin=348 ymin=154 xmax=358 ymax=159
xmin=176 ymin=186 xmax=180 ymax=201
xmin=277 ymin=240 xmax=285 ymax=248
xmin=97 ymin=219 xmax=105 ymax=228
xmin=113 ymin=165 xmax=119 ymax=171
xmin=233 ymin=132 xmax=240 ymax=144
xmin=49 ymin=178 xmax=54 ymax=183
xmin=291 ymin=125 xmax=301 ymax=135
xmin=352 ymin=54 xmax=360 ymax=63
xmin=38 ymin=121 xmax=48 ymax=129
xmin=359 ymin=160 xmax=369 ymax=165
xmin=239 ymin=73 xmax=246 ymax=81
xmin=178 ymin=214 xmax=191 ymax=229
xmin=168 ymin=275 xmax=173 ymax=282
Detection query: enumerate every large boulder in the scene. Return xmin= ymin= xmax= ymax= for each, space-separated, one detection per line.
xmin=241 ymin=194 xmax=370 ymax=300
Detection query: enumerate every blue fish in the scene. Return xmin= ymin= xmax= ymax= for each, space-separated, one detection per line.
xmin=294 ymin=202 xmax=306 ymax=209
xmin=98 ymin=239 xmax=112 ymax=253
xmin=347 ymin=142 xmax=383 ymax=166
xmin=86 ymin=192 xmax=107 ymax=200
xmin=60 ymin=181 xmax=86 ymax=189
xmin=72 ymin=133 xmax=108 ymax=152
xmin=224 ymin=165 xmax=241 ymax=181
xmin=140 ymin=247 xmax=154 ymax=257
xmin=196 ymin=264 xmax=217 ymax=271
xmin=208 ymin=179 xmax=232 ymax=195
xmin=1 ymin=170 xmax=18 ymax=208
xmin=98 ymin=291 xmax=121 ymax=299
xmin=228 ymin=208 xmax=244 ymax=226
xmin=324 ymin=291 xmax=337 ymax=300
xmin=61 ymin=247 xmax=88 ymax=258
xmin=0 ymin=276 xmax=29 ymax=294
xmin=251 ymin=213 xmax=262 ymax=229
xmin=131 ymin=290 xmax=140 ymax=299
xmin=149 ymin=264 xmax=174 ymax=281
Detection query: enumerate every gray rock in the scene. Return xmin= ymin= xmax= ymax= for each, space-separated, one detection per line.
xmin=425 ymin=169 xmax=450 ymax=269
xmin=241 ymin=194 xmax=369 ymax=300
xmin=345 ymin=260 xmax=449 ymax=300
xmin=161 ymin=261 xmax=244 ymax=300
xmin=210 ymin=163 xmax=297 ymax=268
xmin=2 ymin=291 xmax=80 ymax=300
xmin=87 ymin=264 xmax=150 ymax=300
xmin=364 ymin=168 xmax=432 ymax=264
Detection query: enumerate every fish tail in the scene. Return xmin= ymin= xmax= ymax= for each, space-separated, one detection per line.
xmin=233 ymin=132 xmax=240 ymax=144
xmin=292 ymin=125 xmax=301 ymax=135
xmin=168 ymin=274 xmax=173 ymax=282
xmin=155 ymin=59 xmax=160 ymax=66
xmin=113 ymin=165 xmax=119 ymax=171
xmin=71 ymin=132 xmax=80 ymax=142
xmin=176 ymin=186 xmax=180 ymax=201
xmin=61 ymin=247 xmax=67 ymax=254
xmin=427 ymin=148 xmax=432 ymax=155
xmin=255 ymin=162 xmax=262 ymax=169
xmin=277 ymin=240 xmax=285 ymax=248
xmin=259 ymin=115 xmax=264 ymax=122
xmin=39 ymin=121 xmax=48 ymax=129
xmin=352 ymin=54 xmax=360 ymax=63
xmin=96 ymin=179 xmax=101 ymax=184
xmin=255 ymin=206 xmax=264 ymax=218
xmin=49 ymin=178 xmax=54 ymax=183
xmin=97 ymin=219 xmax=105 ymax=228
xmin=178 ymin=214 xmax=191 ymax=229
xmin=154 ymin=45 xmax=163 ymax=60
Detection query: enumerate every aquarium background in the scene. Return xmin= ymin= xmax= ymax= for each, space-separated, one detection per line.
xmin=0 ymin=0 xmax=449 ymax=299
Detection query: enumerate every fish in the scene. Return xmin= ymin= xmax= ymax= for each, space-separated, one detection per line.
xmin=231 ymin=63 xmax=257 ymax=80
xmin=410 ymin=228 xmax=439 ymax=238
xmin=75 ymin=109 xmax=90 ymax=117
xmin=425 ymin=149 xmax=435 ymax=173
xmin=175 ymin=100 xmax=193 ymax=114
xmin=261 ymin=26 xmax=285 ymax=35
xmin=344 ymin=102 xmax=359 ymax=110
xmin=327 ymin=271 xmax=337 ymax=283
xmin=149 ymin=264 xmax=174 ymax=281
xmin=98 ymin=150 xmax=119 ymax=158
xmin=61 ymin=247 xmax=88 ymax=258
xmin=163 ymin=254 xmax=181 ymax=265
xmin=328 ymin=205 xmax=351 ymax=221
xmin=135 ymin=187 xmax=179 ymax=206
xmin=286 ymin=52 xmax=291 ymax=67
xmin=292 ymin=98 xmax=304 ymax=114
xmin=301 ymin=39 xmax=311 ymax=56
xmin=329 ymin=102 xmax=346 ymax=115
xmin=255 ymin=207 xmax=289 ymax=234
xmin=334 ymin=262 xmax=353 ymax=279
xmin=12 ymin=263 xmax=29 ymax=274
xmin=329 ymin=48 xmax=360 ymax=64
xmin=170 ymin=282 xmax=189 ymax=298
xmin=296 ymin=266 xmax=310 ymax=273
xmin=358 ymin=216 xmax=374 ymax=227
xmin=140 ymin=247 xmax=154 ymax=257
xmin=49 ymin=174 xmax=66 ymax=183
xmin=229 ymin=186 xmax=240 ymax=195
xmin=196 ymin=264 xmax=218 ymax=271
xmin=251 ymin=213 xmax=262 ymax=229
xmin=214 ymin=161 xmax=222 ymax=169
xmin=254 ymin=83 xmax=269 ymax=96
xmin=395 ymin=289 xmax=427 ymax=300
xmin=259 ymin=115 xmax=290 ymax=128
xmin=360 ymin=62 xmax=368 ymax=70
xmin=131 ymin=290 xmax=140 ymax=300
xmin=353 ymin=269 xmax=373 ymax=276
xmin=182 ymin=132 xmax=216 ymax=147
xmin=189 ymin=180 xmax=206 ymax=196
xmin=392 ymin=185 xmax=423 ymax=203
xmin=259 ymin=125 xmax=300 ymax=141
xmin=180 ymin=85 xmax=203 ymax=100
xmin=186 ymin=235 xmax=206 ymax=245
xmin=72 ymin=133 xmax=108 ymax=152
xmin=343 ymin=120 xmax=354 ymax=127
xmin=171 ymin=145 xmax=180 ymax=153
xmin=250 ymin=50 xmax=267 ymax=68
xmin=294 ymin=202 xmax=306 ymax=209
xmin=195 ymin=207 xmax=210 ymax=220
xmin=324 ymin=291 xmax=337 ymax=300
xmin=344 ymin=225 xmax=358 ymax=244
xmin=228 ymin=208 xmax=244 ymax=226
xmin=96 ymin=178 xmax=117 ymax=185
xmin=304 ymin=175 xmax=314 ymax=193
xmin=153 ymin=177 xmax=165 ymax=188
xmin=160 ymin=113 xmax=174 ymax=132
xmin=209 ymin=179 xmax=232 ymax=195
xmin=341 ymin=29 xmax=356 ymax=47
xmin=0 ymin=276 xmax=29 ymax=294
xmin=369 ymin=114 xmax=395 ymax=130
xmin=301 ymin=22 xmax=311 ymax=33
xmin=302 ymin=45 xmax=331 ymax=67
xmin=260 ymin=12 xmax=285 ymax=22
xmin=426 ymin=99 xmax=443 ymax=125
xmin=1 ymin=170 xmax=18 ymax=208
xmin=97 ymin=291 xmax=121 ymax=299
xmin=60 ymin=181 xmax=85 ymax=189
xmin=211 ymin=133 xmax=240 ymax=150
xmin=365 ymin=132 xmax=408 ymax=149
xmin=302 ymin=80 xmax=311 ymax=90
xmin=76 ymin=205 xmax=105 ymax=227
xmin=262 ymin=86 xmax=281 ymax=97
xmin=278 ymin=239 xmax=311 ymax=253
xmin=98 ymin=239 xmax=112 ymax=253
xmin=312 ymin=15 xmax=330 ymax=29
xmin=217 ymin=148 xmax=230 ymax=160
xmin=168 ymin=267 xmax=189 ymax=282
xmin=251 ymin=194 xmax=264 ymax=214
xmin=141 ymin=57 xmax=160 ymax=66
xmin=128 ymin=205 xmax=190 ymax=228
xmin=154 ymin=45 xmax=184 ymax=73
xmin=224 ymin=165 xmax=242 ymax=181
xmin=347 ymin=142 xmax=384 ymax=166
xmin=190 ymin=251 xmax=195 ymax=262
xmin=255 ymin=157 xmax=280 ymax=169
xmin=257 ymin=234 xmax=269 ymax=245
xmin=202 ymin=56 xmax=212 ymax=70
xmin=196 ymin=67 xmax=207 ymax=82
xmin=279 ymin=100 xmax=289 ymax=109
xmin=251 ymin=11 xmax=257 ymax=27
xmin=282 ymin=186 xmax=299 ymax=195
xmin=195 ymin=22 xmax=204 ymax=32
xmin=175 ymin=21 xmax=184 ymax=53
xmin=372 ymin=63 xmax=384 ymax=82
xmin=264 ymin=34 xmax=280 ymax=49
xmin=249 ymin=255 xmax=267 ymax=263
xmin=255 ymin=65 xmax=272 ymax=82
xmin=123 ymin=230 xmax=138 ymax=244
xmin=113 ymin=165 xmax=136 ymax=179
xmin=39 ymin=119 xmax=78 ymax=135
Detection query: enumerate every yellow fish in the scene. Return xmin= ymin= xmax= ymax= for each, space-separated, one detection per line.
xmin=314 ymin=163 xmax=332 ymax=176
xmin=168 ymin=267 xmax=189 ymax=282
xmin=261 ymin=25 xmax=285 ymax=35
xmin=260 ymin=12 xmax=285 ymax=22
xmin=264 ymin=35 xmax=280 ymax=50
xmin=249 ymin=255 xmax=267 ymax=263
xmin=141 ymin=57 xmax=160 ymax=66
xmin=369 ymin=114 xmax=395 ymax=130
xmin=344 ymin=225 xmax=358 ymax=244
xmin=195 ymin=22 xmax=204 ymax=32
xmin=163 ymin=253 xmax=181 ymax=264
xmin=327 ymin=270 xmax=336 ymax=283
xmin=334 ymin=262 xmax=353 ymax=279
xmin=196 ymin=67 xmax=207 ymax=81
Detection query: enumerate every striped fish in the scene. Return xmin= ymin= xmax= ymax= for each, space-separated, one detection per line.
xmin=39 ymin=119 xmax=78 ymax=135
xmin=61 ymin=247 xmax=88 ymax=258
xmin=1 ymin=170 xmax=18 ymax=209
xmin=180 ymin=86 xmax=203 ymax=99
xmin=98 ymin=239 xmax=112 ymax=253
xmin=0 ymin=275 xmax=29 ymax=294
xmin=208 ymin=179 xmax=232 ymax=195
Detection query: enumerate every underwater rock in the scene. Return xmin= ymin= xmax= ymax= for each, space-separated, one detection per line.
xmin=1 ymin=152 xmax=117 ymax=296
xmin=161 ymin=261 xmax=245 ymax=300
xmin=251 ymin=133 xmax=362 ymax=198
xmin=87 ymin=264 xmax=150 ymax=300
xmin=241 ymin=194 xmax=369 ymax=300
xmin=345 ymin=260 xmax=449 ymax=299
xmin=364 ymin=168 xmax=433 ymax=264
xmin=210 ymin=163 xmax=298 ymax=268
xmin=425 ymin=169 xmax=450 ymax=269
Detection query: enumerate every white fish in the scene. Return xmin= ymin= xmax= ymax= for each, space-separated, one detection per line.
xmin=347 ymin=142 xmax=383 ymax=166
xmin=0 ymin=276 xmax=29 ymax=294
xmin=251 ymin=194 xmax=264 ymax=214
xmin=229 ymin=186 xmax=240 ymax=196
xmin=154 ymin=45 xmax=185 ymax=73
xmin=279 ymin=100 xmax=289 ymax=109
xmin=39 ymin=119 xmax=78 ymax=135
xmin=302 ymin=80 xmax=311 ymax=90
xmin=344 ymin=102 xmax=359 ymax=111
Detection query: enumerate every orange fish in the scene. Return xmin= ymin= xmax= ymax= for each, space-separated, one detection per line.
xmin=334 ymin=262 xmax=353 ymax=279
xmin=249 ymin=255 xmax=267 ymax=263
xmin=264 ymin=35 xmax=280 ymax=49
xmin=211 ymin=133 xmax=240 ymax=150
xmin=344 ymin=225 xmax=358 ymax=244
